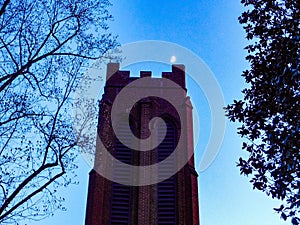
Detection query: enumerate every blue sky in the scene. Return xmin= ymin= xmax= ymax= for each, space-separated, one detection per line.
xmin=28 ymin=1 xmax=289 ymax=225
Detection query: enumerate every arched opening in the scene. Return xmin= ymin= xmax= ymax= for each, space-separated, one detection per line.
xmin=157 ymin=118 xmax=178 ymax=225
xmin=110 ymin=118 xmax=135 ymax=225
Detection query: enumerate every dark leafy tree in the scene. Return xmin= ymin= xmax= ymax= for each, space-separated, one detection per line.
xmin=0 ymin=0 xmax=117 ymax=224
xmin=225 ymin=0 xmax=300 ymax=224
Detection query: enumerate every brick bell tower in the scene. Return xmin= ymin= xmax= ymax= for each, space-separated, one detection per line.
xmin=85 ymin=63 xmax=200 ymax=225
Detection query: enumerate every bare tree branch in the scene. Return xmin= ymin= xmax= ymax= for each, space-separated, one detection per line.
xmin=0 ymin=0 xmax=10 ymax=17
xmin=0 ymin=0 xmax=118 ymax=223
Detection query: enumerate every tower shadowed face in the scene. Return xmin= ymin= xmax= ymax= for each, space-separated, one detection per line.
xmin=85 ymin=64 xmax=200 ymax=225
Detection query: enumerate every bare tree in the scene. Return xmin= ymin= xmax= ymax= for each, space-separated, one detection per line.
xmin=0 ymin=0 xmax=118 ymax=223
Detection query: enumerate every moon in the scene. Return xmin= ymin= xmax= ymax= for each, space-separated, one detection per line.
xmin=170 ymin=55 xmax=176 ymax=63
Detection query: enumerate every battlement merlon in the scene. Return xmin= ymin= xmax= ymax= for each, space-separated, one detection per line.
xmin=105 ymin=63 xmax=186 ymax=89
xmin=162 ymin=64 xmax=186 ymax=89
xmin=106 ymin=62 xmax=120 ymax=81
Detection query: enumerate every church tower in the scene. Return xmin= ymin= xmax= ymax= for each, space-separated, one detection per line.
xmin=85 ymin=63 xmax=200 ymax=225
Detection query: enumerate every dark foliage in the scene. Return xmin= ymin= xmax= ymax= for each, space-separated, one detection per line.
xmin=0 ymin=0 xmax=118 ymax=224
xmin=225 ymin=0 xmax=300 ymax=224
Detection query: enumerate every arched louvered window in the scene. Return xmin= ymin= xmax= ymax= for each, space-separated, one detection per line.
xmin=157 ymin=118 xmax=177 ymax=225
xmin=110 ymin=119 xmax=133 ymax=225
